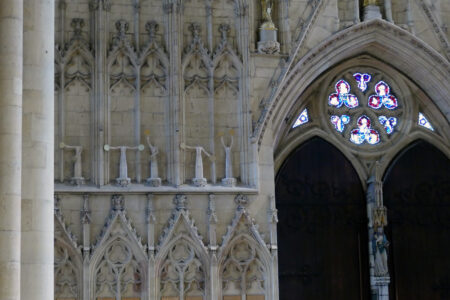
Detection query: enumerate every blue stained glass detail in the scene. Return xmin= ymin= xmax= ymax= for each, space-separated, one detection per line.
xmin=353 ymin=73 xmax=372 ymax=92
xmin=328 ymin=80 xmax=359 ymax=108
xmin=330 ymin=115 xmax=350 ymax=132
xmin=293 ymin=108 xmax=309 ymax=128
xmin=379 ymin=116 xmax=397 ymax=134
xmin=418 ymin=112 xmax=434 ymax=131
xmin=350 ymin=115 xmax=380 ymax=145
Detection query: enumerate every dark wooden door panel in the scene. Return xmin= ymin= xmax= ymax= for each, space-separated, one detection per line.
xmin=276 ymin=138 xmax=369 ymax=300
xmin=384 ymin=141 xmax=450 ymax=300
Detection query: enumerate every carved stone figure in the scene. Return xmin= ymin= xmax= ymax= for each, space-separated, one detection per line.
xmin=372 ymin=227 xmax=389 ymax=276
xmin=60 ymin=142 xmax=85 ymax=186
xmin=260 ymin=0 xmax=275 ymax=30
xmin=221 ymin=135 xmax=236 ymax=187
xmin=180 ymin=143 xmax=213 ymax=187
xmin=145 ymin=136 xmax=161 ymax=187
xmin=104 ymin=144 xmax=144 ymax=187
xmin=258 ymin=0 xmax=280 ymax=54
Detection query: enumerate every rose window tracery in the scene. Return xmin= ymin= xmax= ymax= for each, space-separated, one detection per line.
xmin=326 ymin=72 xmax=403 ymax=145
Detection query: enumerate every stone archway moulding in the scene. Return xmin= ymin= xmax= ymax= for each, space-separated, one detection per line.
xmin=254 ymin=19 xmax=450 ymax=150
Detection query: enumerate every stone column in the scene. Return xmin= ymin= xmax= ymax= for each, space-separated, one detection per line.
xmin=21 ymin=0 xmax=55 ymax=299
xmin=0 ymin=1 xmax=23 ymax=300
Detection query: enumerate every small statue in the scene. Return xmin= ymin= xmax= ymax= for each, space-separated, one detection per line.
xmin=60 ymin=142 xmax=85 ymax=186
xmin=257 ymin=0 xmax=279 ymax=54
xmin=260 ymin=0 xmax=275 ymax=30
xmin=104 ymin=144 xmax=144 ymax=187
xmin=146 ymin=135 xmax=161 ymax=187
xmin=180 ymin=142 xmax=213 ymax=187
xmin=372 ymin=227 xmax=389 ymax=276
xmin=220 ymin=131 xmax=237 ymax=187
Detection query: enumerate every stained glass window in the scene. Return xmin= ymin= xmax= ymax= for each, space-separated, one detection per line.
xmin=368 ymin=81 xmax=398 ymax=110
xmin=379 ymin=116 xmax=397 ymax=134
xmin=418 ymin=112 xmax=434 ymax=131
xmin=350 ymin=115 xmax=380 ymax=145
xmin=353 ymin=73 xmax=371 ymax=92
xmin=328 ymin=80 xmax=359 ymax=108
xmin=327 ymin=73 xmax=409 ymax=145
xmin=293 ymin=108 xmax=309 ymax=128
xmin=330 ymin=115 xmax=350 ymax=132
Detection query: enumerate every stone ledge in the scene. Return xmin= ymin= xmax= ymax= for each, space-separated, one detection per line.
xmin=54 ymin=182 xmax=259 ymax=195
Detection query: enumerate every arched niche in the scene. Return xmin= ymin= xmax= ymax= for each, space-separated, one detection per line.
xmin=275 ymin=137 xmax=370 ymax=300
xmin=383 ymin=140 xmax=450 ymax=299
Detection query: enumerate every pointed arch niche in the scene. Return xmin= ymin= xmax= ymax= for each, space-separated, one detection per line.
xmin=275 ymin=137 xmax=370 ymax=300
xmin=383 ymin=140 xmax=450 ymax=299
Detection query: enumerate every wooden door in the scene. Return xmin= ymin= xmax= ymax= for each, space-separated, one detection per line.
xmin=275 ymin=138 xmax=370 ymax=300
xmin=384 ymin=141 xmax=450 ymax=299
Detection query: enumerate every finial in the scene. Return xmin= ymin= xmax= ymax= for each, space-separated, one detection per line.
xmin=174 ymin=194 xmax=188 ymax=211
xmin=71 ymin=18 xmax=85 ymax=37
xmin=145 ymin=21 xmax=159 ymax=41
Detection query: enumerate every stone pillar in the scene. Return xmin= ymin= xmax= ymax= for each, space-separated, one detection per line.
xmin=21 ymin=0 xmax=55 ymax=299
xmin=0 ymin=1 xmax=23 ymax=300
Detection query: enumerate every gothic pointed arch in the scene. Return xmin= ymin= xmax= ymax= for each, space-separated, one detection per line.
xmin=275 ymin=137 xmax=370 ymax=300
xmin=383 ymin=140 xmax=450 ymax=299
xmin=155 ymin=195 xmax=210 ymax=300
xmin=218 ymin=195 xmax=273 ymax=300
xmin=273 ymin=58 xmax=450 ymax=182
xmin=54 ymin=195 xmax=83 ymax=300
xmin=89 ymin=195 xmax=148 ymax=300
xmin=256 ymin=19 xmax=450 ymax=149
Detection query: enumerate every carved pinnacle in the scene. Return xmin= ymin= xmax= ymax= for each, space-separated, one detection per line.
xmin=145 ymin=21 xmax=159 ymax=41
xmin=218 ymin=24 xmax=230 ymax=43
xmin=189 ymin=23 xmax=201 ymax=40
xmin=174 ymin=194 xmax=188 ymax=211
xmin=235 ymin=194 xmax=249 ymax=210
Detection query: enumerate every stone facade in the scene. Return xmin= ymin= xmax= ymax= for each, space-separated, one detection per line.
xmin=0 ymin=0 xmax=448 ymax=300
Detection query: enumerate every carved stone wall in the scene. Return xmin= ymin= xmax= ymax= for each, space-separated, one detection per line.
xmin=53 ymin=1 xmax=449 ymax=300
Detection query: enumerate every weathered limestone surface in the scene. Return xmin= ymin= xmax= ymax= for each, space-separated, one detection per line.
xmin=0 ymin=1 xmax=23 ymax=300
xmin=21 ymin=0 xmax=55 ymax=299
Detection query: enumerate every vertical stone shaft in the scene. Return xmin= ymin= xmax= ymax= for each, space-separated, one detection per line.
xmin=165 ymin=0 xmax=183 ymax=186
xmin=0 ymin=1 xmax=23 ymax=300
xmin=21 ymin=0 xmax=54 ymax=299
